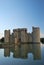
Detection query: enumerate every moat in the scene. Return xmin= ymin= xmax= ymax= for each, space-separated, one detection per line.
xmin=0 ymin=42 xmax=44 ymax=65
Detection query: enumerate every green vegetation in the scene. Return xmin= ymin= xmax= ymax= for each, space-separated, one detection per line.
xmin=40 ymin=38 xmax=44 ymax=44
xmin=0 ymin=37 xmax=4 ymax=42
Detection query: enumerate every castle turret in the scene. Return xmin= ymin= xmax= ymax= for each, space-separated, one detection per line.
xmin=4 ymin=30 xmax=10 ymax=43
xmin=32 ymin=27 xmax=40 ymax=43
xmin=13 ymin=29 xmax=21 ymax=44
xmin=21 ymin=28 xmax=28 ymax=43
xmin=4 ymin=48 xmax=10 ymax=57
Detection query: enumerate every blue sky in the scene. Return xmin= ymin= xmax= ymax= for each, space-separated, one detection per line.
xmin=0 ymin=0 xmax=44 ymax=38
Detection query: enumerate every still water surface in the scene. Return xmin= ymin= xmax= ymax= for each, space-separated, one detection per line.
xmin=0 ymin=43 xmax=44 ymax=65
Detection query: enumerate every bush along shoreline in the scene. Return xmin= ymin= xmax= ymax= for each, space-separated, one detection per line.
xmin=40 ymin=38 xmax=44 ymax=44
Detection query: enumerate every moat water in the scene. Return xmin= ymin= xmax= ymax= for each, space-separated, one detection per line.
xmin=0 ymin=42 xmax=44 ymax=65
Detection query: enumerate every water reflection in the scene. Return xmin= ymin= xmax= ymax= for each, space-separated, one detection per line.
xmin=3 ymin=42 xmax=41 ymax=60
xmin=4 ymin=48 xmax=10 ymax=57
xmin=32 ymin=43 xmax=41 ymax=60
xmin=13 ymin=45 xmax=21 ymax=58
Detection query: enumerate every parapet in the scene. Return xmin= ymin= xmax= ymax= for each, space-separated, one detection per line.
xmin=4 ymin=30 xmax=10 ymax=33
xmin=20 ymin=28 xmax=27 ymax=31
xmin=32 ymin=26 xmax=40 ymax=31
xmin=13 ymin=28 xmax=27 ymax=32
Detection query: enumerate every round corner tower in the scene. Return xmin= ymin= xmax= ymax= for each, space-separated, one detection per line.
xmin=32 ymin=27 xmax=40 ymax=43
xmin=4 ymin=30 xmax=10 ymax=43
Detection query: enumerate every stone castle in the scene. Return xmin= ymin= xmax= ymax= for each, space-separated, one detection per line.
xmin=4 ymin=27 xmax=40 ymax=44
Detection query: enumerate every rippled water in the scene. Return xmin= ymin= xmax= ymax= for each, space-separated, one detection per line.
xmin=0 ymin=43 xmax=44 ymax=65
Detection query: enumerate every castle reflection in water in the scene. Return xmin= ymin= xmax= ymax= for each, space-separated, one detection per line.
xmin=3 ymin=42 xmax=41 ymax=60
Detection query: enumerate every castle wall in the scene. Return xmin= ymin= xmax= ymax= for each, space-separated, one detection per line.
xmin=13 ymin=28 xmax=28 ymax=43
xmin=10 ymin=33 xmax=14 ymax=43
xmin=28 ymin=33 xmax=32 ymax=42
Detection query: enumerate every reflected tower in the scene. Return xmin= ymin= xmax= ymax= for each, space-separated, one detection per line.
xmin=13 ymin=45 xmax=21 ymax=58
xmin=21 ymin=43 xmax=28 ymax=58
xmin=4 ymin=48 xmax=10 ymax=57
xmin=32 ymin=43 xmax=41 ymax=60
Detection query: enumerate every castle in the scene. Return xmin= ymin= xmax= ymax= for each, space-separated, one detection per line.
xmin=4 ymin=27 xmax=40 ymax=44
